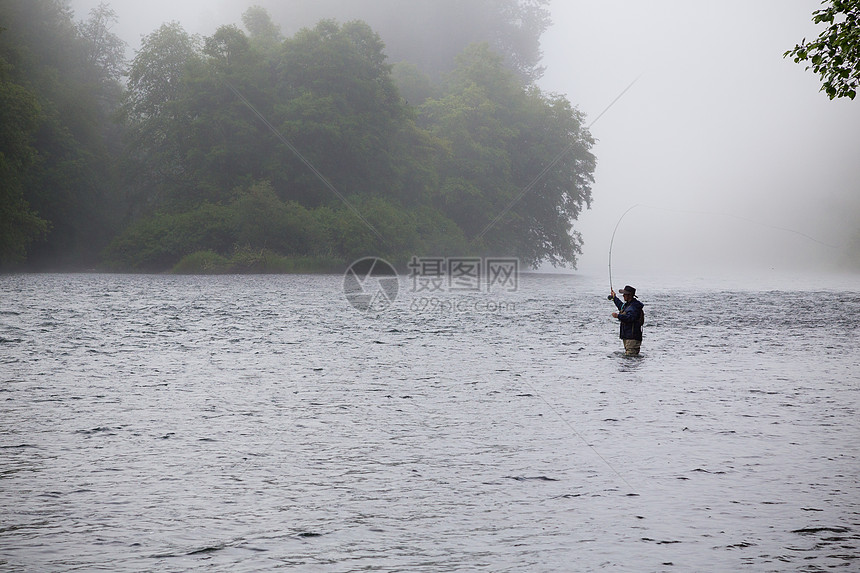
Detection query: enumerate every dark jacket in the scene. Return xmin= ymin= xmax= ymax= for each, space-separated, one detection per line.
xmin=612 ymin=296 xmax=644 ymax=341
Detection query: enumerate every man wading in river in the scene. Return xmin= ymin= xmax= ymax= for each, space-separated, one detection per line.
xmin=608 ymin=285 xmax=644 ymax=356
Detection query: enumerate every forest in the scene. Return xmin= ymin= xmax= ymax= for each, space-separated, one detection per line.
xmin=0 ymin=0 xmax=595 ymax=272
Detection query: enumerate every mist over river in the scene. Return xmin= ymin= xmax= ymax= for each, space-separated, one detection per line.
xmin=1 ymin=272 xmax=858 ymax=572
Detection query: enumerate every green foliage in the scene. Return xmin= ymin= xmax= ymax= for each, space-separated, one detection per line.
xmin=120 ymin=22 xmax=203 ymax=209
xmin=232 ymin=181 xmax=323 ymax=255
xmin=76 ymin=2 xmax=127 ymax=85
xmin=221 ymin=247 xmax=342 ymax=274
xmin=420 ymin=44 xmax=594 ymax=267
xmin=391 ymin=62 xmax=437 ymax=106
xmin=124 ymin=22 xmax=201 ymax=122
xmin=261 ymin=0 xmax=551 ymax=82
xmin=319 ymin=196 xmax=471 ymax=265
xmin=273 ymin=20 xmax=407 ymax=204
xmin=0 ymin=54 xmax=49 ymax=265
xmin=103 ymin=177 xmax=471 ymax=272
xmin=411 ymin=205 xmax=470 ymax=257
xmin=172 ymin=248 xmax=343 ymax=274
xmin=324 ymin=195 xmax=414 ymax=262
xmin=786 ymin=0 xmax=860 ymax=100
xmin=242 ymin=5 xmax=284 ymax=53
xmin=204 ymin=25 xmax=253 ymax=68
xmin=171 ymin=250 xmax=230 ymax=274
xmin=101 ymin=202 xmax=234 ymax=271
xmin=0 ymin=0 xmax=125 ymax=268
xmin=490 ymin=0 xmax=553 ymax=82
xmin=5 ymin=3 xmax=596 ymax=272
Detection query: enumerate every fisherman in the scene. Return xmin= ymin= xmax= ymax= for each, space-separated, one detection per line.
xmin=608 ymin=285 xmax=644 ymax=356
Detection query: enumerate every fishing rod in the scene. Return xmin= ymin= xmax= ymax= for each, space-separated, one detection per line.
xmin=607 ymin=203 xmax=841 ymax=291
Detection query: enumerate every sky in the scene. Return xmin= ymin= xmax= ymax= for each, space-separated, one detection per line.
xmin=68 ymin=0 xmax=860 ymax=279
xmin=538 ymin=1 xmax=860 ymax=280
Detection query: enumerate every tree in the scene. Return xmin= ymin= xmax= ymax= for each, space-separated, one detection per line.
xmin=101 ymin=12 xmax=592 ymax=272
xmin=487 ymin=0 xmax=552 ymax=82
xmin=786 ymin=0 xmax=860 ymax=100
xmin=232 ymin=181 xmax=322 ymax=255
xmin=76 ymin=2 xmax=127 ymax=85
xmin=187 ymin=25 xmax=271 ymax=203
xmin=124 ymin=22 xmax=201 ymax=124
xmin=121 ymin=22 xmax=203 ymax=209
xmin=204 ymin=24 xmax=252 ymax=67
xmin=0 ymin=53 xmax=49 ymax=264
xmin=242 ymin=5 xmax=283 ymax=52
xmin=420 ymin=44 xmax=594 ymax=267
xmin=260 ymin=0 xmax=550 ymax=82
xmin=0 ymin=0 xmax=127 ymax=267
xmin=273 ymin=20 xmax=407 ymax=204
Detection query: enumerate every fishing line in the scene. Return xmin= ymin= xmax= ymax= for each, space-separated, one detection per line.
xmin=226 ymin=77 xmax=642 ymax=490
xmin=475 ymin=75 xmax=642 ymax=243
xmin=608 ymin=204 xmax=639 ymax=292
xmin=519 ymin=377 xmax=637 ymax=493
xmin=607 ymin=203 xmax=841 ymax=291
xmin=224 ymin=80 xmax=388 ymax=247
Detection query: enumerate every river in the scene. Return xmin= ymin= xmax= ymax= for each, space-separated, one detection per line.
xmin=1 ymin=271 xmax=858 ymax=571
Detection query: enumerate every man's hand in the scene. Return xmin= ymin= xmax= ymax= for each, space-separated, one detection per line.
xmin=612 ymin=312 xmax=619 ymax=318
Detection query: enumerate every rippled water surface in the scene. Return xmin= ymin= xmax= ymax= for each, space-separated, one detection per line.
xmin=1 ymin=272 xmax=858 ymax=572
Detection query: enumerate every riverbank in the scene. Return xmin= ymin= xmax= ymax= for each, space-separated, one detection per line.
xmin=169 ymin=249 xmax=345 ymax=275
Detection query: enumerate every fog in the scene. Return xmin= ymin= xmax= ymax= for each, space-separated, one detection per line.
xmin=539 ymin=1 xmax=860 ymax=280
xmin=68 ymin=0 xmax=860 ymax=279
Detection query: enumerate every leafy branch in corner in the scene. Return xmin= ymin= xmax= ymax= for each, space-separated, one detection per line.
xmin=785 ymin=0 xmax=860 ymax=100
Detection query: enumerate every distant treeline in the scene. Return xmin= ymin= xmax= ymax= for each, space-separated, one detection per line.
xmin=0 ymin=0 xmax=595 ymax=272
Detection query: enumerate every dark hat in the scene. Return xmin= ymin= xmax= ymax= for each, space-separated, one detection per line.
xmin=618 ymin=285 xmax=636 ymax=296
